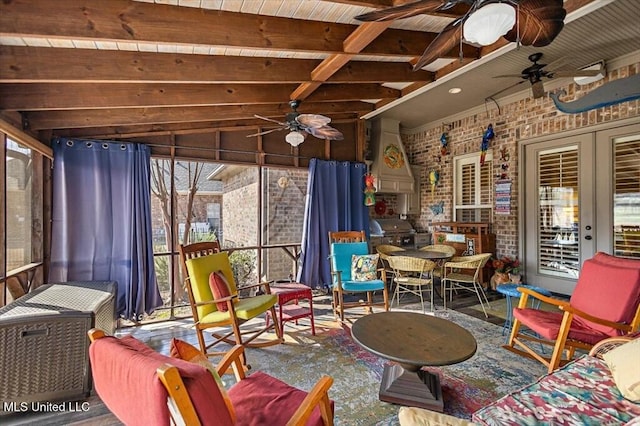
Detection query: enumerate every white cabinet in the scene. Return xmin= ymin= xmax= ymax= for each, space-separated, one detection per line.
xmin=398 ymin=165 xmax=421 ymax=215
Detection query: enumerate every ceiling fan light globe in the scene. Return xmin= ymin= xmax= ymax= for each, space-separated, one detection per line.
xmin=463 ymin=3 xmax=516 ymax=46
xmin=285 ymin=130 xmax=306 ymax=147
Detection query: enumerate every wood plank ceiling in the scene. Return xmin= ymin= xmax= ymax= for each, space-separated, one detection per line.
xmin=0 ymin=0 xmax=594 ymax=147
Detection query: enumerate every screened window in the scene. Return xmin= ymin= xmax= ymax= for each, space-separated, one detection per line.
xmin=613 ymin=136 xmax=640 ymax=258
xmin=453 ymin=152 xmax=493 ymax=222
xmin=6 ymin=139 xmax=34 ymax=271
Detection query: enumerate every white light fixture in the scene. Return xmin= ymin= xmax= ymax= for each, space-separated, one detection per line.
xmin=463 ymin=3 xmax=516 ymax=46
xmin=285 ymin=130 xmax=306 ymax=147
xmin=449 ymin=87 xmax=462 ymax=94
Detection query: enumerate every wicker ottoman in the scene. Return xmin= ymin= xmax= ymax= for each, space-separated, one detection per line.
xmin=0 ymin=281 xmax=117 ymax=409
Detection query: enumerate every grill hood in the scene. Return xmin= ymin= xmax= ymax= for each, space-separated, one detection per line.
xmin=370 ymin=218 xmax=416 ymax=237
xmin=369 ymin=118 xmax=414 ymax=194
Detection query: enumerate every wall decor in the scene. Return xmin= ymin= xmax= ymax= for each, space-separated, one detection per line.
xmin=551 ymin=74 xmax=640 ymax=114
xmin=428 ymin=169 xmax=440 ymax=197
xmin=429 ymin=201 xmax=444 ymax=215
xmin=364 ymin=173 xmax=376 ymax=206
xmin=481 ymin=124 xmax=494 ymax=166
xmin=495 ymin=178 xmax=512 ymax=215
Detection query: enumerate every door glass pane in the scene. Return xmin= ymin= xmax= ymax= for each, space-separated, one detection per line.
xmin=613 ymin=136 xmax=640 ymax=258
xmin=538 ymin=147 xmax=580 ymax=278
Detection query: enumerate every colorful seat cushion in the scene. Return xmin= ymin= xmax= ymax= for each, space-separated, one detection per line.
xmin=185 ymin=251 xmax=238 ymax=318
xmin=351 ymin=254 xmax=379 ymax=281
xmin=228 ymin=371 xmax=334 ymax=426
xmin=472 ymin=355 xmax=640 ymax=425
xmin=209 ymin=271 xmax=232 ymax=312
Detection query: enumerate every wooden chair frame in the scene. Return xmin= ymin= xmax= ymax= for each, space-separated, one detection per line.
xmin=504 ymin=287 xmax=640 ymax=373
xmin=179 ymin=242 xmax=283 ymax=365
xmin=328 ymin=231 xmax=389 ymax=321
xmin=88 ymin=329 xmax=334 ymax=426
xmin=441 ymin=253 xmax=492 ymax=317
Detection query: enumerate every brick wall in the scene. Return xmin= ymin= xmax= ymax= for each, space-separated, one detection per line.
xmin=403 ymin=61 xmax=640 ymax=260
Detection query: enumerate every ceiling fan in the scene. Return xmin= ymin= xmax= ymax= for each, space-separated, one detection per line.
xmin=355 ymin=0 xmax=567 ymax=71
xmin=488 ymin=52 xmax=604 ymax=99
xmin=248 ymin=100 xmax=344 ymax=147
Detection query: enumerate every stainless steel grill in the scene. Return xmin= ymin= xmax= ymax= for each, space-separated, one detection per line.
xmin=370 ymin=219 xmax=416 ymax=249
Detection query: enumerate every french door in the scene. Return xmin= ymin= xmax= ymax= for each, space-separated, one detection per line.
xmin=522 ymin=121 xmax=640 ymax=295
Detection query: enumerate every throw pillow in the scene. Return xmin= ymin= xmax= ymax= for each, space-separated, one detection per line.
xmin=209 ymin=270 xmax=232 ymax=312
xmin=603 ymin=338 xmax=640 ymax=402
xmin=351 ymin=254 xmax=379 ymax=281
xmin=170 ymin=338 xmax=236 ymax=422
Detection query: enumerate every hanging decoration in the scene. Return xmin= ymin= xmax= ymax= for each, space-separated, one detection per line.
xmin=429 ymin=201 xmax=444 ymax=215
xmin=480 ymin=124 xmax=494 ymax=166
xmin=363 ymin=173 xmax=376 ymax=206
xmin=428 ymin=169 xmax=440 ymax=198
xmin=440 ymin=130 xmax=449 ymax=157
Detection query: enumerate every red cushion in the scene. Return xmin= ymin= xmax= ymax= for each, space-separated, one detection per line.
xmin=209 ymin=271 xmax=232 ymax=311
xmin=89 ymin=335 xmax=233 ymax=426
xmin=570 ymin=253 xmax=640 ymax=336
xmin=513 ymin=308 xmax=611 ymax=345
xmin=228 ymin=371 xmax=334 ymax=426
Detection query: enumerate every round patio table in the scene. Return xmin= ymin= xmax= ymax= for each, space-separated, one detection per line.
xmin=351 ymin=311 xmax=477 ymax=411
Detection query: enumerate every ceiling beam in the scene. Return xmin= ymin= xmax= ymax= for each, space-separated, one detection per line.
xmin=0 ymin=0 xmax=438 ymax=58
xmin=0 ymin=46 xmax=433 ymax=84
xmin=291 ymin=21 xmax=392 ymax=100
xmin=23 ymin=101 xmax=375 ymax=131
xmin=51 ymin=113 xmax=361 ymax=139
xmin=0 ymin=83 xmax=400 ymax=110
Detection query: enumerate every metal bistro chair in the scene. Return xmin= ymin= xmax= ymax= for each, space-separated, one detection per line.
xmin=387 ymin=255 xmax=437 ymax=313
xmin=442 ymin=253 xmax=493 ymax=318
xmin=375 ymin=244 xmax=406 ymax=289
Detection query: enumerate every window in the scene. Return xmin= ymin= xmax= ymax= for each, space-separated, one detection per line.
xmin=147 ymin=154 xmax=308 ymax=321
xmin=453 ymin=152 xmax=493 ymax=222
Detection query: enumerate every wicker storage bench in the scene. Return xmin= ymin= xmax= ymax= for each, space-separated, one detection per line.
xmin=0 ymin=281 xmax=117 ymax=409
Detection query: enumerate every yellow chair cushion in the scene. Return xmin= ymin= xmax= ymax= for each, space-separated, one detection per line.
xmin=200 ymin=294 xmax=277 ymax=324
xmin=186 ymin=251 xmax=238 ymax=319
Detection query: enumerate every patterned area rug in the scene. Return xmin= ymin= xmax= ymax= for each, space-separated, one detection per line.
xmin=242 ymin=308 xmax=548 ymax=425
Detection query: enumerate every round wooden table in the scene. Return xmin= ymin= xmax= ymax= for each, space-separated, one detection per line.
xmin=351 ymin=311 xmax=477 ymax=411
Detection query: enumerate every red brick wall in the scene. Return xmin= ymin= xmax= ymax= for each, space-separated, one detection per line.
xmin=403 ymin=61 xmax=640 ymax=260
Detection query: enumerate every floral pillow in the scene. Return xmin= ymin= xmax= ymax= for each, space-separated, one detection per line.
xmin=351 ymin=254 xmax=379 ymax=281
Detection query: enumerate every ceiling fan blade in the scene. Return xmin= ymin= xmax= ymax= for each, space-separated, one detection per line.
xmin=296 ymin=114 xmax=331 ymax=128
xmin=246 ymin=127 xmax=285 ymax=138
xmin=306 ymin=126 xmax=344 ymax=141
xmin=413 ymin=17 xmax=463 ymax=70
xmin=355 ymin=0 xmax=447 ymax=22
xmin=552 ymin=69 xmax=602 ymax=78
xmin=531 ymin=80 xmax=545 ymax=99
xmin=494 ymin=74 xmax=527 ymax=79
xmin=254 ymin=114 xmax=287 ymax=126
xmin=486 ymin=80 xmax=527 ymax=100
xmin=504 ymin=0 xmax=566 ymax=47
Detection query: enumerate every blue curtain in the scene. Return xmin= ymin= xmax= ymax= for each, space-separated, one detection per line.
xmin=297 ymin=159 xmax=370 ymax=288
xmin=49 ymin=138 xmax=162 ymax=320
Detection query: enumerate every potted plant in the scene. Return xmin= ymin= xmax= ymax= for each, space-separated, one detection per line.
xmin=490 ymin=256 xmax=521 ymax=289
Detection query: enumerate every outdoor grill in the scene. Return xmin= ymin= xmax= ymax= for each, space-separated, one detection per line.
xmin=370 ymin=218 xmax=417 ymax=249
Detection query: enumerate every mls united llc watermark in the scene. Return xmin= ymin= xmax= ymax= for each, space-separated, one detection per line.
xmin=2 ymin=400 xmax=91 ymax=413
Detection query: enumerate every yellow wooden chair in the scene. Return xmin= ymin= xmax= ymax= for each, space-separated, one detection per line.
xmin=179 ymin=243 xmax=282 ymax=365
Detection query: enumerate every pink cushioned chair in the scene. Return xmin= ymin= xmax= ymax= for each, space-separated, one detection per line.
xmin=504 ymin=252 xmax=640 ymax=373
xmin=88 ymin=329 xmax=334 ymax=426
